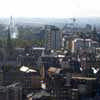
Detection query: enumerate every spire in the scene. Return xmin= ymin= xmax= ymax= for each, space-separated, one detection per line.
xmin=9 ymin=16 xmax=17 ymax=39
xmin=9 ymin=16 xmax=14 ymax=27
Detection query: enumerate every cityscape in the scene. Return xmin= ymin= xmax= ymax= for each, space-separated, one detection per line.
xmin=0 ymin=16 xmax=99 ymax=100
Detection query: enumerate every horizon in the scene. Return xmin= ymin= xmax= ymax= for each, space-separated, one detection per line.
xmin=0 ymin=16 xmax=100 ymax=19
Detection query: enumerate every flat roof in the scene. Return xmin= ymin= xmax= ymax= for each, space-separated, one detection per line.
xmin=32 ymin=47 xmax=45 ymax=50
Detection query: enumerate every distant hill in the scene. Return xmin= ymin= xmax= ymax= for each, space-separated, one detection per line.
xmin=0 ymin=17 xmax=100 ymax=29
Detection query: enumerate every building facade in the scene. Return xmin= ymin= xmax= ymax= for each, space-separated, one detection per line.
xmin=71 ymin=38 xmax=99 ymax=53
xmin=45 ymin=25 xmax=62 ymax=50
xmin=0 ymin=82 xmax=22 ymax=100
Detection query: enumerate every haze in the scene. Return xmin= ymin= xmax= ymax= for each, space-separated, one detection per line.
xmin=0 ymin=0 xmax=100 ymax=18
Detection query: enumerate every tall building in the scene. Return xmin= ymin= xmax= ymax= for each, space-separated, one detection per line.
xmin=45 ymin=25 xmax=62 ymax=50
xmin=85 ymin=24 xmax=92 ymax=32
xmin=5 ymin=16 xmax=18 ymax=62
xmin=7 ymin=25 xmax=12 ymax=49
xmin=6 ymin=25 xmax=14 ymax=60
xmin=9 ymin=16 xmax=18 ymax=39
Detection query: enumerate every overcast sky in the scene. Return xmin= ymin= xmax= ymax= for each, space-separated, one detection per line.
xmin=0 ymin=0 xmax=100 ymax=18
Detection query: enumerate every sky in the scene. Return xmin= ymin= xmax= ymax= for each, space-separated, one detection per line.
xmin=0 ymin=0 xmax=100 ymax=18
